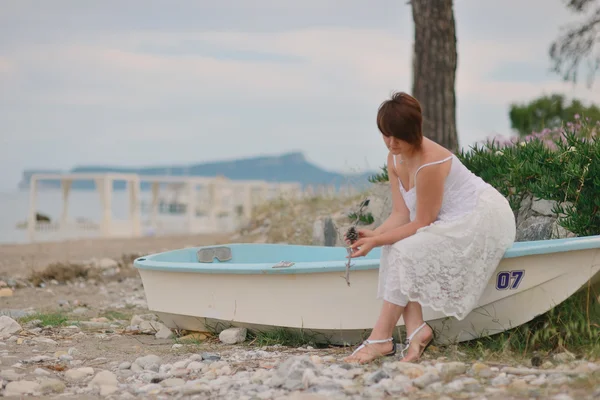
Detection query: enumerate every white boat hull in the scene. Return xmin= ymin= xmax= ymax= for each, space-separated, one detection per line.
xmin=136 ymin=241 xmax=600 ymax=345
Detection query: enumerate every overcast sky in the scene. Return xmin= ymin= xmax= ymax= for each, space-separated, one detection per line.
xmin=1 ymin=0 xmax=599 ymax=191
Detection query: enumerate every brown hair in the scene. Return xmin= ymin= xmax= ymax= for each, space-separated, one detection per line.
xmin=376 ymin=92 xmax=423 ymax=148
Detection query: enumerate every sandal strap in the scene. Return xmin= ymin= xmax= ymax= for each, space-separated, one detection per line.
xmin=406 ymin=322 xmax=427 ymax=342
xmin=350 ymin=337 xmax=393 ymax=356
xmin=400 ymin=322 xmax=428 ymax=358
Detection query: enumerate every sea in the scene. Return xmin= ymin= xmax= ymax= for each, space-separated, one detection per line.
xmin=0 ymin=189 xmax=216 ymax=245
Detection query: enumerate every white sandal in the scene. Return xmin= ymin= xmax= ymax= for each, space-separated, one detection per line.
xmin=348 ymin=337 xmax=396 ymax=360
xmin=399 ymin=322 xmax=433 ymax=359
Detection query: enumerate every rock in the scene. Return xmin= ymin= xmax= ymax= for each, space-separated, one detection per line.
xmin=0 ymin=316 xmax=22 ymax=338
xmin=412 ymin=372 xmax=440 ymax=388
xmin=89 ymin=370 xmax=118 ymax=396
xmin=130 ymin=314 xmax=159 ymax=326
xmin=65 ymin=367 xmax=94 ymax=382
xmin=139 ymin=320 xmax=168 ymax=334
xmin=367 ymin=183 xmax=392 ymax=228
xmin=72 ymin=307 xmax=89 ymax=315
xmin=470 ymin=363 xmax=493 ymax=378
xmin=4 ymin=380 xmax=40 ymax=396
xmin=219 ymin=327 xmax=247 ymax=344
xmin=0 ymin=288 xmax=13 ymax=297
xmin=553 ymin=351 xmax=576 ymax=363
xmin=155 ymin=325 xmax=174 ymax=339
xmin=134 ymin=354 xmax=162 ymax=370
xmin=119 ymin=361 xmax=132 ymax=370
xmin=516 ymin=215 xmax=554 ymax=242
xmin=269 ymin=356 xmax=319 ymax=390
xmin=201 ymin=352 xmax=221 ymax=361
xmin=161 ymin=378 xmax=186 ymax=387
xmin=34 ymin=367 xmax=51 ymax=376
xmin=0 ymin=309 xmax=35 ymax=319
xmin=491 ymin=373 xmax=511 ymax=387
xmin=0 ymin=369 xmax=24 ymax=381
xmin=531 ymin=198 xmax=558 ymax=216
xmin=312 ymin=217 xmax=339 ymax=247
xmin=39 ymin=378 xmax=66 ymax=394
xmin=439 ymin=362 xmax=467 ymax=380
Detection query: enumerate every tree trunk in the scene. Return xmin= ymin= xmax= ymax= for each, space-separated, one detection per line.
xmin=411 ymin=0 xmax=459 ymax=153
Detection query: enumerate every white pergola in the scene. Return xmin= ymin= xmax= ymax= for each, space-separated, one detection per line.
xmin=28 ymin=173 xmax=142 ymax=241
xmin=27 ymin=172 xmax=304 ymax=241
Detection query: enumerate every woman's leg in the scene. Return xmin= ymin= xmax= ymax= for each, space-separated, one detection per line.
xmin=400 ymin=301 xmax=433 ymax=362
xmin=343 ymin=300 xmax=405 ymax=363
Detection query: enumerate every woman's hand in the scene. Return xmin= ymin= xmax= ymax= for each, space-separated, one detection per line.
xmin=344 ymin=228 xmax=376 ymax=245
xmin=347 ymin=237 xmax=377 ymax=258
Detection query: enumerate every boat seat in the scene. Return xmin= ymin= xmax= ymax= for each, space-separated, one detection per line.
xmin=197 ymin=246 xmax=232 ymax=263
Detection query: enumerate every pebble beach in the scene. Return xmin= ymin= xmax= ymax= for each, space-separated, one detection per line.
xmin=0 ymin=234 xmax=599 ymax=399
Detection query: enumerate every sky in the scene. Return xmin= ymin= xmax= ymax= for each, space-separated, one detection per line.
xmin=1 ymin=0 xmax=599 ymax=192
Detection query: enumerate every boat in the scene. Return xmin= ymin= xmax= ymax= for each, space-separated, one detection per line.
xmin=133 ymin=236 xmax=600 ymax=346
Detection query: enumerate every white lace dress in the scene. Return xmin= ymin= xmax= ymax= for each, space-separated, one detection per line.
xmin=378 ymin=154 xmax=516 ymax=320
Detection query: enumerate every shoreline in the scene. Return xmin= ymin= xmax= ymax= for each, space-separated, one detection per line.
xmin=0 ymin=233 xmax=233 ymax=278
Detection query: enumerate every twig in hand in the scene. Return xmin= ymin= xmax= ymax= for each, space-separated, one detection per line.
xmin=343 ymin=199 xmax=370 ymax=286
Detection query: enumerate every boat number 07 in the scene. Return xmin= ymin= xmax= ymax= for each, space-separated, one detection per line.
xmin=495 ymin=270 xmax=524 ymax=290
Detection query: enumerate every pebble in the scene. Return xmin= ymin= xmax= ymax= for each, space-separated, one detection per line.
xmin=1 ymin=278 xmax=597 ymax=400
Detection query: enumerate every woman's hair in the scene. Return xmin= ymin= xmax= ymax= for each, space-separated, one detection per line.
xmin=376 ymin=92 xmax=423 ymax=148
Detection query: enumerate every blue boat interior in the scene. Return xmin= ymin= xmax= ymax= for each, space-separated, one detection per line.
xmin=133 ymin=235 xmax=600 ymax=275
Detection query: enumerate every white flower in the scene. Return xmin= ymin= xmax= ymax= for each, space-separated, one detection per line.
xmin=568 ymin=146 xmax=576 ymax=152
xmin=519 ymin=142 xmax=526 ymax=147
xmin=495 ymin=150 xmax=504 ymax=156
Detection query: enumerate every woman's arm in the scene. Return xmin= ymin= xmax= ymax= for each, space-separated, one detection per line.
xmin=373 ymin=162 xmax=446 ymax=246
xmin=373 ymin=153 xmax=411 ymax=235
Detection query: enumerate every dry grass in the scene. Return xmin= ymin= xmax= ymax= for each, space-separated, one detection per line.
xmin=239 ymin=192 xmax=371 ymax=245
xmin=27 ymin=253 xmax=142 ymax=286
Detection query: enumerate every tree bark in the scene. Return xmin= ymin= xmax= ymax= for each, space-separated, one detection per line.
xmin=411 ymin=0 xmax=459 ymax=152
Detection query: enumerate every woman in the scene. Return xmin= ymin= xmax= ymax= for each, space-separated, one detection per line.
xmin=343 ymin=92 xmax=516 ymax=364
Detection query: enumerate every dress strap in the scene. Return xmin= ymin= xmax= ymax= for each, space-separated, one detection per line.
xmin=414 ymin=155 xmax=453 ymax=182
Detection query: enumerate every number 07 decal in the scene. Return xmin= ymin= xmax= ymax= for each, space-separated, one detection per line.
xmin=495 ymin=270 xmax=524 ymax=290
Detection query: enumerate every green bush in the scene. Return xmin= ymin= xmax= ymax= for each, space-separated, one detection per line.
xmin=369 ymin=119 xmax=600 ymax=237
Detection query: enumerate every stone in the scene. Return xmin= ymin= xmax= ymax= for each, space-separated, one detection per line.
xmin=0 ymin=288 xmax=13 ymax=297
xmin=516 ymin=215 xmax=555 ymax=242
xmin=0 ymin=369 xmax=24 ymax=381
xmin=134 ymin=354 xmax=162 ymax=370
xmin=139 ymin=320 xmax=168 ymax=334
xmin=553 ymin=351 xmax=576 ymax=363
xmin=440 ymin=362 xmax=467 ymax=380
xmin=65 ymin=367 xmax=95 ymax=382
xmin=201 ymin=352 xmax=221 ymax=361
xmin=412 ymin=372 xmax=440 ymax=388
xmin=312 ymin=217 xmax=339 ymax=247
xmin=161 ymin=378 xmax=186 ymax=387
xmin=0 ymin=316 xmax=22 ymax=338
xmin=219 ymin=327 xmax=247 ymax=344
xmin=0 ymin=309 xmax=35 ymax=319
xmin=531 ymin=198 xmax=558 ymax=216
xmin=119 ymin=361 xmax=132 ymax=370
xmin=89 ymin=370 xmax=118 ymax=396
xmin=269 ymin=356 xmax=319 ymax=390
xmin=4 ymin=380 xmax=40 ymax=396
xmin=34 ymin=367 xmax=51 ymax=376
xmin=39 ymin=378 xmax=66 ymax=394
xmin=155 ymin=325 xmax=174 ymax=339
xmin=471 ymin=362 xmax=494 ymax=378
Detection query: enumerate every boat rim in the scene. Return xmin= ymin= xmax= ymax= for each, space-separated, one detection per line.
xmin=133 ymin=235 xmax=600 ymax=275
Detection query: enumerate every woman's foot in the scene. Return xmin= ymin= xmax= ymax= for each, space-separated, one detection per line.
xmin=343 ymin=337 xmax=396 ymax=364
xmin=400 ymin=322 xmax=433 ymax=362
